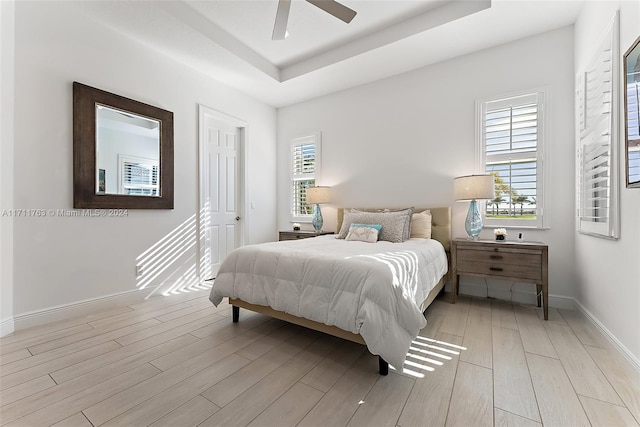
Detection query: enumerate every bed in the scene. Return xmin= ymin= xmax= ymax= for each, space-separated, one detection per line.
xmin=209 ymin=206 xmax=451 ymax=375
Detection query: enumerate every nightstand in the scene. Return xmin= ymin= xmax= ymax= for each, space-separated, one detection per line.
xmin=278 ymin=230 xmax=334 ymax=241
xmin=451 ymin=238 xmax=549 ymax=320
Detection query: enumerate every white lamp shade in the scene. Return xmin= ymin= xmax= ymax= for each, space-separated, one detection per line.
xmin=306 ymin=186 xmax=332 ymax=204
xmin=454 ymin=175 xmax=495 ymax=201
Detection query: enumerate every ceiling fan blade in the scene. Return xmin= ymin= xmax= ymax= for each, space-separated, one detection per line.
xmin=272 ymin=0 xmax=291 ymax=40
xmin=306 ymin=0 xmax=357 ymax=24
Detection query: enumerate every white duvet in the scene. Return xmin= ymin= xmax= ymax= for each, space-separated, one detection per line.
xmin=209 ymin=235 xmax=448 ymax=369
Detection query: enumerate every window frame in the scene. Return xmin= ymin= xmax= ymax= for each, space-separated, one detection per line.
xmin=476 ymin=89 xmax=548 ymax=229
xmin=290 ymin=133 xmax=321 ymax=223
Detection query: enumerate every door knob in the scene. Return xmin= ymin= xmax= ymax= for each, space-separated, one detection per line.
xmin=235 ymin=216 xmax=241 ymax=221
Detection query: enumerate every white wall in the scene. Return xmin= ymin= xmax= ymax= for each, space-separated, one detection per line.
xmin=8 ymin=1 xmax=276 ymax=326
xmin=0 ymin=0 xmax=16 ymax=335
xmin=278 ymin=26 xmax=576 ymax=307
xmin=574 ymin=1 xmax=640 ymax=365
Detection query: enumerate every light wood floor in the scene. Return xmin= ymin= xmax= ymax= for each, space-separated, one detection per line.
xmin=1 ymin=290 xmax=639 ymax=427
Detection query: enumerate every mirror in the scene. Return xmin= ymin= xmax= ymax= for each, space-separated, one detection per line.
xmin=623 ymin=36 xmax=640 ymax=188
xmin=73 ymin=82 xmax=174 ymax=208
xmin=96 ymin=105 xmax=160 ymax=196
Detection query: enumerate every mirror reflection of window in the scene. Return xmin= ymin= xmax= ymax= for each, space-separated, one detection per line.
xmin=627 ymin=53 xmax=640 ymax=185
xmin=95 ymin=105 xmax=160 ymax=196
xmin=119 ymin=156 xmax=159 ymax=196
xmin=624 ymin=36 xmax=640 ymax=188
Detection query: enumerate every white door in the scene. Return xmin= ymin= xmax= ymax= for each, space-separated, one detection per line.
xmin=201 ymin=111 xmax=242 ymax=279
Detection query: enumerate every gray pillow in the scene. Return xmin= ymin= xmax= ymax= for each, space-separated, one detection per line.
xmin=381 ymin=207 xmax=414 ymax=240
xmin=337 ymin=208 xmax=414 ymax=243
xmin=354 ymin=207 xmax=414 ymax=241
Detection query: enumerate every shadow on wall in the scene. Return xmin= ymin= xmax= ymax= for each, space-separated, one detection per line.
xmin=135 ymin=207 xmax=211 ymax=298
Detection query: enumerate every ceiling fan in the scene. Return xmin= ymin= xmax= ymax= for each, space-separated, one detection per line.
xmin=272 ymin=0 xmax=357 ymax=40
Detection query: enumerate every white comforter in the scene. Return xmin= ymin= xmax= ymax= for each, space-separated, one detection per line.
xmin=209 ymin=236 xmax=448 ymax=369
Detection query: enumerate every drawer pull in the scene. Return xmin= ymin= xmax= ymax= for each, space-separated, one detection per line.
xmin=489 ymin=255 xmax=503 ymax=260
xmin=489 ymin=267 xmax=503 ymax=272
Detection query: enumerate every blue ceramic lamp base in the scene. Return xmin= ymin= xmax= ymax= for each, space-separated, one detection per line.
xmin=312 ymin=204 xmax=323 ymax=232
xmin=465 ymin=200 xmax=483 ymax=240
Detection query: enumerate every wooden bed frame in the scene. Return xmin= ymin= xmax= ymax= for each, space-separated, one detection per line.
xmin=230 ymin=206 xmax=452 ymax=375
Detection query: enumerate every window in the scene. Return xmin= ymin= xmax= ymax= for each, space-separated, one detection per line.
xmin=477 ymin=91 xmax=546 ymax=228
xmin=290 ymin=133 xmax=321 ymax=221
xmin=119 ymin=155 xmax=159 ymax=196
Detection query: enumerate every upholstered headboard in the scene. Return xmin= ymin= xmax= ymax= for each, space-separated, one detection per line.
xmin=336 ymin=206 xmax=452 ymax=251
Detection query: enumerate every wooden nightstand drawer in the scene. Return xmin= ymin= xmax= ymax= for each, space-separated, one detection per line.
xmin=456 ymin=259 xmax=542 ymax=281
xmin=279 ymin=230 xmax=334 ymax=241
xmin=456 ymin=247 xmax=542 ymax=267
xmin=279 ymin=232 xmax=308 ymax=241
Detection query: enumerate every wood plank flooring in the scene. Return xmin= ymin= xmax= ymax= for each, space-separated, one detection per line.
xmin=1 ymin=290 xmax=639 ymax=427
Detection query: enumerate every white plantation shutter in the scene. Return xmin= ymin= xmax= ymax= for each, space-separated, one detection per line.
xmin=290 ymin=134 xmax=321 ymax=220
xmin=578 ymin=142 xmax=610 ymax=222
xmin=576 ymin=13 xmax=619 ymax=239
xmin=479 ymin=92 xmax=545 ymax=228
xmin=577 ymin=55 xmax=613 ymax=226
xmin=119 ymin=155 xmax=159 ymax=196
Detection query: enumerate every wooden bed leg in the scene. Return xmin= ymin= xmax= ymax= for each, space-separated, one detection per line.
xmin=232 ymin=305 xmax=239 ymax=323
xmin=379 ymin=357 xmax=389 ymax=376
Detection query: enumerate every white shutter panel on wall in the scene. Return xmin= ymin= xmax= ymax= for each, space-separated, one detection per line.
xmin=576 ymin=12 xmax=619 ymax=239
xmin=578 ymin=142 xmax=610 ymax=222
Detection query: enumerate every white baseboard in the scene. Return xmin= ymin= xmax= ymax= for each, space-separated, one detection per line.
xmin=446 ymin=280 xmax=574 ymax=310
xmin=444 ymin=279 xmax=640 ymax=374
xmin=547 ymin=294 xmax=576 ymax=310
xmin=574 ymin=299 xmax=640 ymax=374
xmin=1 ymin=275 xmax=211 ymax=337
xmin=8 ymin=288 xmax=149 ymax=334
xmin=1 ymin=316 xmax=15 ymax=337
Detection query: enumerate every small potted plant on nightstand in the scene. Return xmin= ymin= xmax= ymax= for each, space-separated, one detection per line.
xmin=494 ymin=228 xmax=507 ymax=241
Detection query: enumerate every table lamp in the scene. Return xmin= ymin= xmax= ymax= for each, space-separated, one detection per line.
xmin=306 ymin=186 xmax=331 ymax=232
xmin=454 ymin=175 xmax=495 ymax=240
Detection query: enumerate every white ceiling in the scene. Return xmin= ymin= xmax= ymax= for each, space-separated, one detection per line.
xmin=77 ymin=0 xmax=585 ymax=108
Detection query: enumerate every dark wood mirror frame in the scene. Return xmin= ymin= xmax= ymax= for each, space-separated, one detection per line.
xmin=623 ymin=36 xmax=640 ymax=188
xmin=73 ymin=82 xmax=174 ymax=208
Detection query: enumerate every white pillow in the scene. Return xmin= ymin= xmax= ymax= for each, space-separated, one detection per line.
xmin=411 ymin=210 xmax=432 ymax=239
xmin=345 ymin=225 xmax=380 ymax=243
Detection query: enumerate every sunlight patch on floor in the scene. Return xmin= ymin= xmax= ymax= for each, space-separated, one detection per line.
xmin=391 ymin=335 xmax=467 ymax=379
